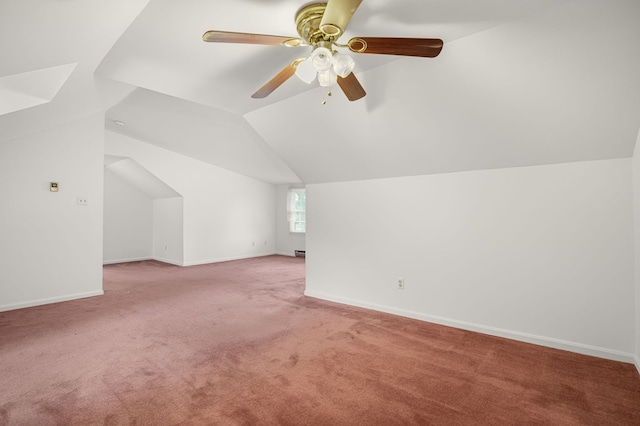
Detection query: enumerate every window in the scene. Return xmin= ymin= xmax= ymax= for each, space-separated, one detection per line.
xmin=287 ymin=187 xmax=306 ymax=233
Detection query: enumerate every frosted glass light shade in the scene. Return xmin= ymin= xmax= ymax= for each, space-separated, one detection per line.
xmin=294 ymin=48 xmax=356 ymax=88
xmin=295 ymin=58 xmax=316 ymax=84
xmin=318 ymin=68 xmax=337 ymax=87
xmin=310 ymin=47 xmax=332 ymax=71
xmin=332 ymin=53 xmax=355 ymax=78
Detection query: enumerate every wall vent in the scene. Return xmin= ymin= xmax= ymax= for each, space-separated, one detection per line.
xmin=294 ymin=250 xmax=306 ymax=258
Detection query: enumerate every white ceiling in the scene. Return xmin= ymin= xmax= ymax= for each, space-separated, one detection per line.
xmin=3 ymin=0 xmax=640 ymax=184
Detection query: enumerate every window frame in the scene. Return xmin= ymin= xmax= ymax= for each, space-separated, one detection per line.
xmin=287 ymin=187 xmax=306 ymax=234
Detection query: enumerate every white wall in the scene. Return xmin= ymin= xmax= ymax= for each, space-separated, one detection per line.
xmin=276 ymin=184 xmax=305 ymax=256
xmin=633 ymin=134 xmax=640 ymax=373
xmin=306 ymin=159 xmax=635 ymax=362
xmin=105 ymin=131 xmax=275 ymax=266
xmin=103 ymin=167 xmax=153 ymax=264
xmin=153 ymin=197 xmax=184 ymax=265
xmin=0 ymin=113 xmax=104 ymax=311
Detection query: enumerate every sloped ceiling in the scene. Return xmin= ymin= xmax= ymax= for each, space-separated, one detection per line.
xmin=246 ymin=0 xmax=640 ymax=182
xmin=3 ymin=0 xmax=640 ymax=185
xmin=0 ymin=0 xmax=149 ymax=143
xmin=105 ymin=89 xmax=301 ymax=184
xmin=0 ymin=63 xmax=77 ymax=116
xmin=105 ymin=155 xmax=182 ymax=199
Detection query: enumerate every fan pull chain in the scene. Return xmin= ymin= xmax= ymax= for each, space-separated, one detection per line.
xmin=321 ymin=87 xmax=334 ymax=106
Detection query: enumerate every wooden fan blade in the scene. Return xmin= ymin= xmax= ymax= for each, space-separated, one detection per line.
xmin=251 ymin=59 xmax=304 ymax=99
xmin=203 ymin=30 xmax=303 ymax=47
xmin=320 ymin=0 xmax=363 ymax=38
xmin=348 ymin=37 xmax=443 ymax=58
xmin=337 ymin=73 xmax=366 ymax=101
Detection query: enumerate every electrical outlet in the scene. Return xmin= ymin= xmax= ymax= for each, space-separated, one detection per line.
xmin=76 ymin=196 xmax=88 ymax=206
xmin=397 ymin=278 xmax=405 ymax=290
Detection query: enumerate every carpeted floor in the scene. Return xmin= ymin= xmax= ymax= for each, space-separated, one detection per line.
xmin=1 ymin=255 xmax=639 ymax=425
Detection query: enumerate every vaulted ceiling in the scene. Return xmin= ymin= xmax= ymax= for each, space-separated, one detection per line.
xmin=2 ymin=0 xmax=640 ymax=185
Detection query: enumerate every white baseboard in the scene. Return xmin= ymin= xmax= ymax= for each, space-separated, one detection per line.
xmin=105 ymin=253 xmax=282 ymax=267
xmin=151 ymin=256 xmax=184 ymax=266
xmin=635 ymin=355 xmax=640 ymax=375
xmin=275 ymin=251 xmax=297 ymax=257
xmin=103 ymin=256 xmax=152 ymax=265
xmin=182 ymin=252 xmax=276 ymax=267
xmin=0 ymin=290 xmax=104 ymax=313
xmin=304 ymin=290 xmax=636 ymax=364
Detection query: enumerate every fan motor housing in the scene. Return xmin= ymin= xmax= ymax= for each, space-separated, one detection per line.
xmin=295 ymin=2 xmax=332 ymax=45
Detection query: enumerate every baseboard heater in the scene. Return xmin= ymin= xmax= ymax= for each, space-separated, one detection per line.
xmin=294 ymin=250 xmax=306 ymax=258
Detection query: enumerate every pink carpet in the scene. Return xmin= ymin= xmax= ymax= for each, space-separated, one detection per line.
xmin=1 ymin=255 xmax=639 ymax=425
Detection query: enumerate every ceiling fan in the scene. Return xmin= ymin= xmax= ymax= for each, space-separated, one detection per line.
xmin=202 ymin=0 xmax=443 ymax=102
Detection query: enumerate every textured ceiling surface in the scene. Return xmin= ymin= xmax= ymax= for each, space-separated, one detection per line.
xmin=3 ymin=0 xmax=640 ymax=184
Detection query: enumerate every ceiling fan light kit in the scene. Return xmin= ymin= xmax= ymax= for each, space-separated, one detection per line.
xmin=295 ymin=57 xmax=317 ymax=84
xmin=331 ymin=52 xmax=355 ymax=78
xmin=310 ymin=47 xmax=333 ymax=71
xmin=317 ymin=68 xmax=337 ymax=87
xmin=202 ymin=0 xmax=444 ymax=102
xmin=294 ymin=47 xmax=355 ymax=87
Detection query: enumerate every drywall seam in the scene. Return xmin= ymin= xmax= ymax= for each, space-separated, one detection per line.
xmin=304 ymin=290 xmax=636 ymax=364
xmin=0 ymin=290 xmax=104 ymax=313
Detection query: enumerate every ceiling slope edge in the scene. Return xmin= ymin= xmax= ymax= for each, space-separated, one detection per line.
xmin=0 ymin=63 xmax=77 ymax=116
